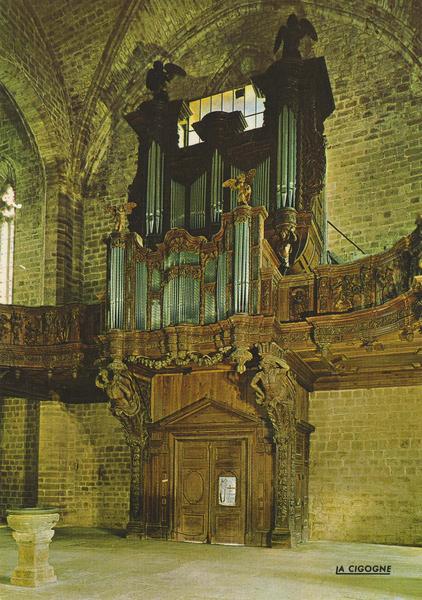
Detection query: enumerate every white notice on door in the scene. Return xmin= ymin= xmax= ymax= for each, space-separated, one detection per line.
xmin=218 ymin=476 xmax=236 ymax=506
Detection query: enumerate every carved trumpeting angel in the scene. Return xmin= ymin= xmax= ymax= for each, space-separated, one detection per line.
xmin=106 ymin=202 xmax=137 ymax=233
xmin=273 ymin=13 xmax=318 ymax=60
xmin=146 ymin=60 xmax=187 ymax=100
xmin=222 ymin=169 xmax=256 ymax=205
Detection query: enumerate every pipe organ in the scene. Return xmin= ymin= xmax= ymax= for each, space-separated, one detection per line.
xmin=100 ymin=15 xmax=414 ymax=549
xmin=107 ymin=204 xmax=267 ymax=330
xmin=125 ymin=54 xmax=334 ymax=272
xmin=102 ymin=21 xmax=335 ymax=547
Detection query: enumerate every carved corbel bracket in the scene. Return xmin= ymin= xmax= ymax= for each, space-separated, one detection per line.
xmin=95 ymin=358 xmax=150 ymax=449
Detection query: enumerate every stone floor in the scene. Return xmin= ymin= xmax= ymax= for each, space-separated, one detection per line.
xmin=0 ymin=527 xmax=420 ymax=600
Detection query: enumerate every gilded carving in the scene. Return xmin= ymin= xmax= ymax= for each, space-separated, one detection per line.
xmin=272 ymin=208 xmax=298 ymax=272
xmin=289 ymin=287 xmax=309 ymax=320
xmin=107 ymin=202 xmax=137 ymax=233
xmin=128 ymin=346 xmax=232 ymax=370
xmin=0 ymin=313 xmax=10 ymax=340
xmin=222 ymin=170 xmax=256 ymax=206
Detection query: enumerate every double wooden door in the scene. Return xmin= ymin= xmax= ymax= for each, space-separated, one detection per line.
xmin=174 ymin=438 xmax=246 ymax=545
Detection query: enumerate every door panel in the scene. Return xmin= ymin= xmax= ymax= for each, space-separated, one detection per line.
xmin=210 ymin=439 xmax=246 ymax=545
xmin=175 ymin=440 xmax=209 ymax=542
xmin=175 ymin=438 xmax=247 ymax=545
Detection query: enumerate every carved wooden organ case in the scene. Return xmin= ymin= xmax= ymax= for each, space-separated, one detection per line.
xmin=99 ymin=43 xmax=421 ymax=548
xmin=100 ymin=52 xmax=334 ymax=549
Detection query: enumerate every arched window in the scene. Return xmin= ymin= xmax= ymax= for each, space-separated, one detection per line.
xmin=0 ymin=160 xmax=20 ymax=304
xmin=178 ymin=84 xmax=264 ymax=147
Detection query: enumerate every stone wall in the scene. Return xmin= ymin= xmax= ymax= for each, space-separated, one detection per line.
xmin=308 ymin=385 xmax=422 ymax=546
xmin=0 ymin=397 xmax=39 ymax=520
xmin=82 ymin=119 xmax=137 ymax=304
xmin=320 ymin=20 xmax=422 ymax=262
xmin=37 ymin=400 xmax=131 ymax=528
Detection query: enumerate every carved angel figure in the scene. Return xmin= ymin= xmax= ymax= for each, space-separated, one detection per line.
xmin=222 ymin=169 xmax=256 ymax=205
xmin=107 ymin=202 xmax=137 ymax=233
xmin=273 ymin=13 xmax=318 ymax=60
xmin=146 ymin=60 xmax=186 ymax=100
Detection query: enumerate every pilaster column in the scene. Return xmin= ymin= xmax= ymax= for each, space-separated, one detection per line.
xmin=251 ymin=344 xmax=296 ymax=547
xmin=96 ymin=359 xmax=150 ymax=538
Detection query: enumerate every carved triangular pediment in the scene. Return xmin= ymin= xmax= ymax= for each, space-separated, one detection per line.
xmin=155 ymin=396 xmax=260 ymax=429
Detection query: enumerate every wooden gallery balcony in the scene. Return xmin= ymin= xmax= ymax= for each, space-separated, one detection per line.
xmin=0 ymin=210 xmax=421 ymax=396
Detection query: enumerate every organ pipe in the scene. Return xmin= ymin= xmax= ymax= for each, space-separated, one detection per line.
xmin=135 ymin=261 xmax=147 ymax=330
xmin=276 ymin=106 xmax=297 ymax=209
xmin=146 ymin=141 xmax=164 ymax=235
xmin=253 ymin=158 xmax=270 ymax=209
xmin=108 ymin=245 xmax=125 ymax=329
xmin=170 ymin=180 xmax=186 ymax=228
xmin=210 ymin=150 xmax=224 ymax=223
xmin=190 ymin=173 xmax=207 ymax=229
xmin=234 ymin=218 xmax=250 ymax=313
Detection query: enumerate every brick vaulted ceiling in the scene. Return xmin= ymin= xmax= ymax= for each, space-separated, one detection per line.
xmin=1 ymin=0 xmax=421 ymax=187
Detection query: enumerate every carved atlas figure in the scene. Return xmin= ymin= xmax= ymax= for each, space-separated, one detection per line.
xmin=222 ymin=169 xmax=256 ymax=205
xmin=273 ymin=13 xmax=318 ymax=59
xmin=146 ymin=60 xmax=187 ymax=100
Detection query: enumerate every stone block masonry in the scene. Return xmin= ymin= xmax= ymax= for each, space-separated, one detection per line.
xmin=0 ymin=397 xmax=39 ymax=519
xmin=309 ymin=385 xmax=422 ymax=546
xmin=38 ymin=400 xmax=131 ymax=528
xmin=0 ymin=397 xmax=130 ymax=529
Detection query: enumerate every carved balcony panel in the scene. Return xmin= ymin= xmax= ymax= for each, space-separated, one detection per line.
xmin=0 ymin=303 xmax=103 ymax=398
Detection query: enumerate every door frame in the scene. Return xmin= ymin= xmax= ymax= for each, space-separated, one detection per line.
xmin=170 ymin=431 xmax=254 ymax=545
xmin=146 ymin=396 xmax=271 ymax=546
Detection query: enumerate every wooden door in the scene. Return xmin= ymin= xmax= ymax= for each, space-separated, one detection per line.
xmin=175 ymin=440 xmax=210 ymax=542
xmin=210 ymin=439 xmax=246 ymax=545
xmin=175 ymin=438 xmax=247 ymax=544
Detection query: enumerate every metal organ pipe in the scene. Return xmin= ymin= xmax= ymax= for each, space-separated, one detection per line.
xmin=211 ymin=150 xmax=223 ymax=223
xmin=216 ymin=251 xmax=227 ymax=321
xmin=190 ymin=173 xmax=206 ymax=229
xmin=170 ymin=180 xmax=186 ymax=228
xmin=253 ymin=158 xmax=270 ymax=210
xmin=146 ymin=141 xmax=164 ymax=235
xmin=146 ymin=144 xmax=154 ymax=235
xmin=135 ymin=261 xmax=147 ymax=330
xmin=234 ymin=218 xmax=250 ymax=313
xmin=288 ymin=108 xmax=296 ymax=207
xmin=276 ymin=106 xmax=297 ymax=209
xmin=109 ymin=246 xmax=125 ymax=329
